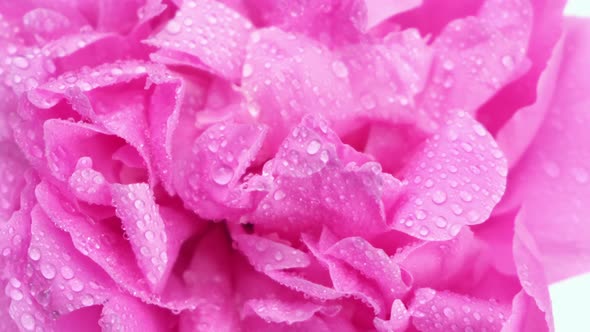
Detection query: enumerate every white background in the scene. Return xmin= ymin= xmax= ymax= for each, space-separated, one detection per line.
xmin=549 ymin=2 xmax=590 ymax=332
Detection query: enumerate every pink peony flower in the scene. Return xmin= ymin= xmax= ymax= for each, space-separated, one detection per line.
xmin=0 ymin=0 xmax=587 ymax=331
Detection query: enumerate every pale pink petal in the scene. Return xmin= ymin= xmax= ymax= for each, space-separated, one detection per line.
xmin=179 ymin=226 xmax=240 ymax=332
xmin=502 ymin=291 xmax=549 ymax=332
xmin=0 ymin=142 xmax=27 ymax=221
xmin=146 ymin=0 xmax=253 ymax=81
xmin=249 ymin=115 xmax=399 ymax=238
xmin=173 ymin=122 xmax=267 ymax=220
xmin=391 ymin=111 xmax=507 ymax=240
xmin=418 ymin=0 xmax=533 ymax=120
xmin=501 ymin=19 xmax=590 ymax=283
xmin=409 ymin=288 xmax=510 ymax=331
xmin=362 ymin=0 xmax=422 ymax=31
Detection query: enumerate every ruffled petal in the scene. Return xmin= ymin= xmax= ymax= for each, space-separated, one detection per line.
xmin=391 ymin=112 xmax=507 ymax=240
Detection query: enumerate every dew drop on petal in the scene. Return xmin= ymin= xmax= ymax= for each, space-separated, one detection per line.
xmin=212 ymin=165 xmax=233 ymax=185
xmin=20 ymin=313 xmax=35 ymax=331
xmin=434 ymin=216 xmax=448 ymax=228
xmin=331 ymin=60 xmax=349 ymax=78
xmin=273 ymin=190 xmax=286 ymax=201
xmin=242 ymin=63 xmax=253 ymax=78
xmin=40 ymin=262 xmax=56 ymax=280
xmin=28 ymin=247 xmax=41 ymax=261
xmin=431 ymin=190 xmax=447 ymax=204
xmin=306 ymin=140 xmax=321 ymax=155
xmin=167 ymin=21 xmax=181 ymax=34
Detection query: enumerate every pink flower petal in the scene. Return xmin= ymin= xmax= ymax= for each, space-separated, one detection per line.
xmin=418 ymin=0 xmax=533 ymax=120
xmin=391 ymin=111 xmax=507 ymax=240
xmin=173 ymin=122 xmax=267 ymax=220
xmin=146 ymin=0 xmax=253 ymax=81
xmin=99 ymin=294 xmax=174 ymax=331
xmin=362 ymin=0 xmax=422 ymax=31
xmin=373 ymin=299 xmax=410 ymax=332
xmin=409 ymin=288 xmax=510 ymax=332
xmin=502 ymin=291 xmax=550 ymax=332
xmin=68 ymin=157 xmax=111 ymax=205
xmin=0 ymin=142 xmax=27 ymax=221
xmin=111 ymin=183 xmax=171 ymax=291
xmin=249 ymin=115 xmax=399 ymax=238
xmin=500 ymin=19 xmax=590 ymax=283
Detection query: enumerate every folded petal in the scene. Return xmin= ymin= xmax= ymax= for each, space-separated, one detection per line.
xmin=391 ymin=111 xmax=507 ymax=240
xmin=146 ymin=0 xmax=253 ymax=81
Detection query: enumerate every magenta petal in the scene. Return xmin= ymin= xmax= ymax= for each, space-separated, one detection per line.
xmin=146 ymin=0 xmax=253 ymax=81
xmin=502 ymin=291 xmax=550 ymax=332
xmin=373 ymin=299 xmax=410 ymax=332
xmin=418 ymin=0 xmax=533 ymax=119
xmin=0 ymin=142 xmax=27 ymax=220
xmin=391 ymin=111 xmax=507 ymax=240
xmin=24 ymin=206 xmax=113 ymax=315
xmin=409 ymin=288 xmax=510 ymax=331
xmin=68 ymin=157 xmax=111 ymax=205
xmin=362 ymin=0 xmax=422 ymax=31
xmin=173 ymin=122 xmax=267 ymax=220
xmin=99 ymin=294 xmax=174 ymax=332
xmin=112 ymin=183 xmax=171 ymax=291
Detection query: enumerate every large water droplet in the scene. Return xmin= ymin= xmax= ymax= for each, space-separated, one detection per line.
xmin=242 ymin=63 xmax=253 ymax=78
xmin=28 ymin=247 xmax=41 ymax=261
xmin=69 ymin=278 xmax=84 ymax=292
xmin=12 ymin=56 xmax=29 ymax=70
xmin=273 ymin=190 xmax=286 ymax=201
xmin=434 ymin=216 xmax=448 ymax=228
xmin=212 ymin=165 xmax=233 ymax=185
xmin=572 ymin=167 xmax=589 ymax=184
xmin=360 ymin=94 xmax=376 ymax=110
xmin=20 ymin=313 xmax=35 ymax=331
xmin=40 ymin=262 xmax=56 ymax=280
xmin=449 ymin=224 xmax=462 ymax=236
xmin=501 ymin=55 xmax=515 ymax=70
xmin=167 ymin=21 xmax=181 ymax=34
xmin=331 ymin=60 xmax=349 ymax=78
xmin=306 ymin=140 xmax=321 ymax=155
xmin=145 ymin=230 xmax=155 ymax=242
xmin=443 ymin=307 xmax=455 ymax=318
xmin=274 ymin=251 xmax=284 ymax=261
xmin=431 ymin=190 xmax=447 ymax=204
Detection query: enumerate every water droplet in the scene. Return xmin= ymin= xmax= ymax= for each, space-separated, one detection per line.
xmin=419 ymin=227 xmax=430 ymax=236
xmin=60 ymin=266 xmax=74 ymax=280
xmin=460 ymin=191 xmax=473 ymax=202
xmin=69 ymin=279 xmax=84 ymax=292
xmin=212 ymin=165 xmax=233 ymax=185
xmin=10 ymin=288 xmax=23 ymax=301
xmin=501 ymin=55 xmax=515 ymax=70
xmin=81 ymin=294 xmax=94 ymax=306
xmin=472 ymin=123 xmax=486 ymax=136
xmin=134 ymin=199 xmax=145 ymax=210
xmin=28 ymin=247 xmax=41 ymax=261
xmin=449 ymin=224 xmax=462 ymax=236
xmin=40 ymin=262 xmax=56 ymax=280
xmin=273 ymin=190 xmax=286 ymax=201
xmin=572 ymin=167 xmax=589 ymax=184
xmin=274 ymin=252 xmax=284 ymax=261
xmin=431 ymin=190 xmax=447 ymax=204
xmin=13 ymin=56 xmax=29 ymax=69
xmin=434 ymin=216 xmax=448 ymax=228
xmin=424 ymin=179 xmax=434 ymax=188
xmin=306 ymin=140 xmax=321 ymax=155
xmin=461 ymin=142 xmax=473 ymax=152
xmin=331 ymin=60 xmax=349 ymax=78
xmin=416 ymin=210 xmax=426 ymax=220
xmin=320 ymin=151 xmax=329 ymax=163
xmin=145 ymin=231 xmax=155 ymax=242
xmin=166 ymin=21 xmax=181 ymax=34
xmin=242 ymin=63 xmax=253 ymax=78
xmin=20 ymin=313 xmax=35 ymax=331
xmin=473 ymin=312 xmax=481 ymax=321
xmin=443 ymin=307 xmax=455 ymax=318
